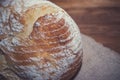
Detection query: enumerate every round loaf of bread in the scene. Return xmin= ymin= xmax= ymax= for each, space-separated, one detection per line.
xmin=0 ymin=0 xmax=83 ymax=80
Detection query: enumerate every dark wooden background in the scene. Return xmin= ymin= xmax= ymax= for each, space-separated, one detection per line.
xmin=50 ymin=0 xmax=120 ymax=53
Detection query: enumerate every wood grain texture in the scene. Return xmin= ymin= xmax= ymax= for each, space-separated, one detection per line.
xmin=51 ymin=0 xmax=120 ymax=53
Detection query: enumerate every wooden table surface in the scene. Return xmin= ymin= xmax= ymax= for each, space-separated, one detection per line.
xmin=50 ymin=0 xmax=120 ymax=53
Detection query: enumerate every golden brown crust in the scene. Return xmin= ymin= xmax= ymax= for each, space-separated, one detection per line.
xmin=0 ymin=0 xmax=83 ymax=80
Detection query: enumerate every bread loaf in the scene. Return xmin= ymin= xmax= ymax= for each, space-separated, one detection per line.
xmin=0 ymin=0 xmax=83 ymax=80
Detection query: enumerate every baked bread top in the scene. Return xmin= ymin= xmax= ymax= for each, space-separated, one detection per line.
xmin=0 ymin=0 xmax=82 ymax=80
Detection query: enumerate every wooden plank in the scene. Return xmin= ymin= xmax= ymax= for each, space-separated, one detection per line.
xmin=51 ymin=0 xmax=120 ymax=8
xmin=79 ymin=25 xmax=120 ymax=36
xmin=68 ymin=7 xmax=120 ymax=25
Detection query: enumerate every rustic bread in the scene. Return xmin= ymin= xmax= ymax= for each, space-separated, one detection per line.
xmin=0 ymin=0 xmax=83 ymax=80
